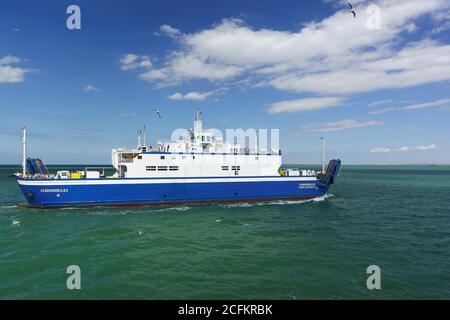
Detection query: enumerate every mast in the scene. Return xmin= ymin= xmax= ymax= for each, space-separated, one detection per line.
xmin=22 ymin=126 xmax=26 ymax=176
xmin=137 ymin=130 xmax=142 ymax=149
xmin=194 ymin=108 xmax=202 ymax=137
xmin=321 ymin=137 xmax=325 ymax=173
xmin=143 ymin=125 xmax=147 ymax=148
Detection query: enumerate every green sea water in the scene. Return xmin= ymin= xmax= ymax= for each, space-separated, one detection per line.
xmin=0 ymin=164 xmax=449 ymax=299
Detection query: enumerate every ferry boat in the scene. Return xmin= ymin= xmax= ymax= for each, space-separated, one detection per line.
xmin=15 ymin=111 xmax=341 ymax=208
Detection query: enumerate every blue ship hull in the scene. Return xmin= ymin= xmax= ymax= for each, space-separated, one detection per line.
xmin=17 ymin=178 xmax=326 ymax=208
xmin=16 ymin=160 xmax=341 ymax=208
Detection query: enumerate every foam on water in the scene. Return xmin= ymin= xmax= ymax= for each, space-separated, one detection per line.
xmin=169 ymin=206 xmax=192 ymax=212
xmin=314 ymin=193 xmax=334 ymax=201
xmin=11 ymin=219 xmax=20 ymax=226
xmin=154 ymin=206 xmax=192 ymax=212
xmin=1 ymin=205 xmax=18 ymax=209
xmin=265 ymin=193 xmax=334 ymax=205
xmin=221 ymin=202 xmax=255 ymax=208
xmin=60 ymin=206 xmax=90 ymax=210
xmin=58 ymin=205 xmax=195 ymax=216
xmin=220 ymin=194 xmax=334 ymax=208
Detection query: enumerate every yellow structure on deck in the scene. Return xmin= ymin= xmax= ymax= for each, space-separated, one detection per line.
xmin=70 ymin=172 xmax=81 ymax=179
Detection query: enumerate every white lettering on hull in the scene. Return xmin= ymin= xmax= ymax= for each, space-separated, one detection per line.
xmin=40 ymin=188 xmax=69 ymax=193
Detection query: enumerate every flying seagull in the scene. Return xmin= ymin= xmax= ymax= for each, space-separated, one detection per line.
xmin=154 ymin=109 xmax=161 ymax=119
xmin=348 ymin=3 xmax=356 ymax=18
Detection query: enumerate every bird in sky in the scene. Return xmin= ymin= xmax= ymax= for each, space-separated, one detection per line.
xmin=348 ymin=3 xmax=356 ymax=18
xmin=154 ymin=109 xmax=161 ymax=119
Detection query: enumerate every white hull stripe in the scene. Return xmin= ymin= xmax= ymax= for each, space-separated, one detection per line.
xmin=18 ymin=176 xmax=317 ymax=186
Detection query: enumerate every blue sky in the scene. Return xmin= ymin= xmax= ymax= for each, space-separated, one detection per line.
xmin=1 ymin=0 xmax=449 ymax=164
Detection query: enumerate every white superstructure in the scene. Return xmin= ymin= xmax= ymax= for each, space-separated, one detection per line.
xmin=112 ymin=110 xmax=282 ymax=178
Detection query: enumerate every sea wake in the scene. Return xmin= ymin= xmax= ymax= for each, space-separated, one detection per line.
xmin=156 ymin=206 xmax=192 ymax=212
xmin=1 ymin=205 xmax=18 ymax=209
xmin=220 ymin=194 xmax=334 ymax=208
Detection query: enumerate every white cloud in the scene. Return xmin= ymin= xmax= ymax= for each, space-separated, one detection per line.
xmin=168 ymin=88 xmax=227 ymax=101
xmin=368 ymin=99 xmax=392 ymax=107
xmin=402 ymin=98 xmax=450 ymax=110
xmin=119 ymin=54 xmax=152 ymax=71
xmin=268 ymin=97 xmax=343 ymax=113
xmin=431 ymin=9 xmax=450 ymax=33
xmin=139 ymin=69 xmax=166 ymax=81
xmin=167 ymin=54 xmax=243 ymax=81
xmin=83 ymin=85 xmax=99 ymax=92
xmin=0 ymin=55 xmax=32 ymax=84
xmin=123 ymin=53 xmax=242 ymax=86
xmin=0 ymin=66 xmax=27 ymax=83
xmin=168 ymin=93 xmax=183 ymax=100
xmin=129 ymin=0 xmax=450 ymax=96
xmin=266 ymin=40 xmax=450 ymax=95
xmin=370 ymin=147 xmax=391 ymax=153
xmin=368 ymin=98 xmax=450 ymax=114
xmin=298 ymin=119 xmax=384 ymax=133
xmin=368 ymin=107 xmax=395 ymax=115
xmin=168 ymin=91 xmax=213 ymax=101
xmin=370 ymin=144 xmax=437 ymax=153
xmin=432 ymin=20 xmax=450 ymax=33
xmin=120 ymin=54 xmax=138 ymax=70
xmin=159 ymin=24 xmax=181 ymax=37
xmin=406 ymin=23 xmax=418 ymax=33
xmin=397 ymin=144 xmax=436 ymax=152
xmin=0 ymin=55 xmax=21 ymax=65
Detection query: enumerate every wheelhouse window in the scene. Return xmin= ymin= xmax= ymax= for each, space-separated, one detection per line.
xmin=169 ymin=166 xmax=179 ymax=171
xmin=146 ymin=166 xmax=156 ymax=171
xmin=157 ymin=166 xmax=168 ymax=171
xmin=232 ymin=166 xmax=241 ymax=171
xmin=222 ymin=166 xmax=229 ymax=171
